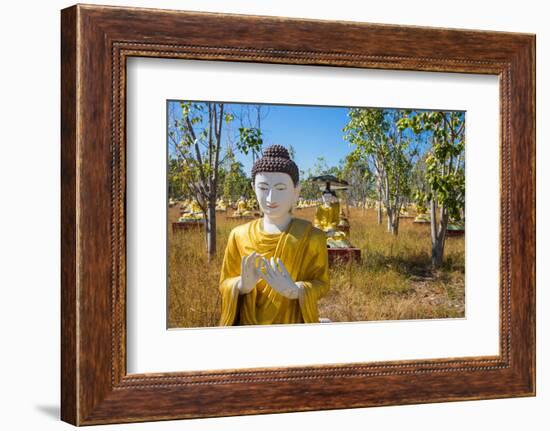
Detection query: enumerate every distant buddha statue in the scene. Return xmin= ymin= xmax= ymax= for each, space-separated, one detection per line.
xmin=219 ymin=145 xmax=330 ymax=326
xmin=314 ymin=190 xmax=352 ymax=248
xmin=179 ymin=198 xmax=190 ymax=212
xmin=233 ymin=195 xmax=252 ymax=217
xmin=179 ymin=198 xmax=204 ymax=221
xmin=247 ymin=196 xmax=258 ymax=211
xmin=190 ymin=198 xmax=202 ymax=214
xmin=215 ymin=197 xmax=227 ymax=212
xmin=314 ymin=191 xmax=338 ymax=231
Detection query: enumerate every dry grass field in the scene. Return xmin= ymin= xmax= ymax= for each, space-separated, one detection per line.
xmin=167 ymin=206 xmax=465 ymax=328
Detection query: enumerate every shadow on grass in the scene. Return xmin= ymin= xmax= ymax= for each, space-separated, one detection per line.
xmin=363 ymin=250 xmax=432 ymax=277
xmin=360 ymin=249 xmax=464 ymax=279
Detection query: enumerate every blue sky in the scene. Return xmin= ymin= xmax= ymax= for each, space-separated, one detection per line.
xmin=247 ymin=104 xmax=352 ymax=174
xmin=167 ymin=101 xmax=354 ymax=175
xmin=167 ymin=101 xmax=463 ymax=177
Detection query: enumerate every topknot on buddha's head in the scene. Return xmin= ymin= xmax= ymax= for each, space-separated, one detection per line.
xmin=263 ymin=144 xmax=290 ymax=159
xmin=251 ymin=144 xmax=299 ymax=186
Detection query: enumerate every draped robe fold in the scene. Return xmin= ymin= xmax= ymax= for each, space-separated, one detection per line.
xmin=219 ymin=217 xmax=330 ymax=325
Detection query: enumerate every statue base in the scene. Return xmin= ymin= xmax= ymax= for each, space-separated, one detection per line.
xmin=328 ymin=247 xmax=361 ymax=265
xmin=172 ymin=220 xmax=205 ymax=234
xmin=446 ymin=228 xmax=465 ymax=237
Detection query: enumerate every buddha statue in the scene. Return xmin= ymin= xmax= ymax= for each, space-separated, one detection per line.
xmin=178 ymin=198 xmax=204 ymax=221
xmin=398 ymin=206 xmax=413 ymax=218
xmin=247 ymin=196 xmax=258 ymax=211
xmin=233 ymin=195 xmax=252 ymax=217
xmin=215 ymin=197 xmax=227 ymax=212
xmin=314 ymin=190 xmax=352 ymax=248
xmin=179 ymin=198 xmax=190 ymax=213
xmin=219 ymin=145 xmax=330 ymax=326
xmin=190 ymin=198 xmax=202 ymax=214
xmin=314 ymin=190 xmax=339 ymax=231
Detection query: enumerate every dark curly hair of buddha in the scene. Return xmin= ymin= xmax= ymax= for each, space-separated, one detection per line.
xmin=251 ymin=144 xmax=299 ymax=186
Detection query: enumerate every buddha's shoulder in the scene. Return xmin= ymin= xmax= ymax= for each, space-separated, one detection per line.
xmin=309 ymin=225 xmax=327 ymax=243
xmin=292 ymin=218 xmax=324 ymax=239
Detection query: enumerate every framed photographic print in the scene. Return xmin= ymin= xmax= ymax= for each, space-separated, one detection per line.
xmin=61 ymin=4 xmax=535 ymax=425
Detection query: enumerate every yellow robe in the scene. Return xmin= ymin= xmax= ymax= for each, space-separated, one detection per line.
xmin=314 ymin=202 xmax=341 ymax=231
xmin=219 ymin=217 xmax=329 ymax=326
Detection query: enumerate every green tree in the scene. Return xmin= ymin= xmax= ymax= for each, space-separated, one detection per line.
xmin=288 ymin=144 xmax=296 ymax=160
xmin=342 ymin=148 xmax=375 ymax=214
xmin=236 ymin=104 xmax=268 ymax=165
xmin=168 ymin=158 xmax=184 ymax=199
xmin=221 ymin=147 xmax=252 ymax=202
xmin=397 ymin=111 xmax=465 ymax=268
xmin=298 ymin=167 xmax=319 ymax=200
xmin=409 ymin=155 xmax=430 ymax=214
xmin=343 ymin=108 xmax=415 ymax=235
xmin=168 ymin=101 xmax=260 ymax=259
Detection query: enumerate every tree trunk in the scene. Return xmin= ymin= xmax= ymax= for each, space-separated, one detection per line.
xmin=377 ymin=186 xmax=382 ymax=225
xmin=431 ymin=237 xmax=444 ymax=268
xmin=392 ymin=212 xmax=399 ymax=235
xmin=387 ymin=208 xmax=399 ymax=236
xmin=431 ymin=206 xmax=448 ymax=268
xmin=430 ymin=198 xmax=437 ymax=245
xmin=206 ymin=200 xmax=217 ymax=260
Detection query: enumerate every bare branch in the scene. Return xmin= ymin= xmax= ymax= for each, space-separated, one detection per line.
xmin=173 ymin=145 xmax=205 ymax=198
xmin=183 ymin=114 xmax=208 ymax=192
xmin=213 ymin=104 xmax=224 ymax=188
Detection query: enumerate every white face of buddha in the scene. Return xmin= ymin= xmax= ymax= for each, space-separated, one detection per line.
xmin=252 ymin=172 xmax=300 ymax=219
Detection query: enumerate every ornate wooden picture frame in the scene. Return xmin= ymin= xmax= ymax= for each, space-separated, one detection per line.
xmin=61 ymin=4 xmax=535 ymax=425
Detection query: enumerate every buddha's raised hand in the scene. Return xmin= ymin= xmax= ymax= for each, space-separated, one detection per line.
xmin=260 ymin=257 xmax=302 ymax=300
xmin=237 ymin=251 xmax=261 ymax=295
